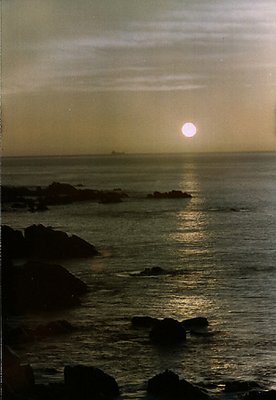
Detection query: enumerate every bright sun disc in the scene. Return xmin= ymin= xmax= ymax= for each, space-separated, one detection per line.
xmin=182 ymin=122 xmax=197 ymax=137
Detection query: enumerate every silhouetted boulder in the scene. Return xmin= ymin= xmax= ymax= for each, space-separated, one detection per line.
xmin=3 ymin=325 xmax=34 ymax=345
xmin=45 ymin=182 xmax=79 ymax=196
xmin=64 ymin=365 xmax=119 ymax=400
xmin=149 ymin=318 xmax=186 ymax=344
xmin=24 ymin=224 xmax=99 ymax=258
xmin=3 ymin=346 xmax=34 ymax=397
xmin=2 ymin=225 xmax=28 ymax=259
xmin=147 ymin=370 xmax=210 ymax=400
xmin=147 ymin=190 xmax=192 ymax=199
xmin=4 ymin=261 xmax=88 ymax=314
xmin=242 ymin=390 xmax=276 ymax=400
xmin=131 ymin=316 xmax=159 ymax=328
xmin=2 ymin=224 xmax=99 ymax=259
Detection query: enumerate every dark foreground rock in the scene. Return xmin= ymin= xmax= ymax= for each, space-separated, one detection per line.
xmin=3 ymin=355 xmax=120 ymax=400
xmin=2 ymin=224 xmax=99 ymax=259
xmin=147 ymin=190 xmax=192 ymax=199
xmin=149 ymin=318 xmax=186 ymax=344
xmin=242 ymin=390 xmax=276 ymax=400
xmin=3 ymin=260 xmax=88 ymax=314
xmin=2 ymin=225 xmax=28 ymax=258
xmin=3 ymin=346 xmax=35 ymax=398
xmin=64 ymin=365 xmax=120 ymax=400
xmin=147 ymin=370 xmax=210 ymax=400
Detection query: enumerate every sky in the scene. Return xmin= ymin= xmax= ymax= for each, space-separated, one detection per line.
xmin=2 ymin=0 xmax=276 ymax=156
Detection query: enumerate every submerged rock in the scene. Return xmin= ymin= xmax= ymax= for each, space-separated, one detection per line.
xmin=147 ymin=370 xmax=210 ymax=400
xmin=64 ymin=365 xmax=119 ymax=399
xmin=33 ymin=320 xmax=74 ymax=338
xmin=149 ymin=318 xmax=186 ymax=344
xmin=139 ymin=266 xmax=167 ymax=276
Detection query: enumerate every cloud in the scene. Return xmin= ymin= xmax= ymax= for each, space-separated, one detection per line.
xmin=3 ymin=0 xmax=276 ymax=96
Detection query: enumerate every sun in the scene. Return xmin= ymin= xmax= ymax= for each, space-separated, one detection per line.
xmin=182 ymin=122 xmax=197 ymax=138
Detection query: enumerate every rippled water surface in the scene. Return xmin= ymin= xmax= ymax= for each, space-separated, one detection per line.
xmin=2 ymin=153 xmax=276 ymax=398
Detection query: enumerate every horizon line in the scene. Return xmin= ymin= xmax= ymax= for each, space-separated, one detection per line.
xmin=2 ymin=149 xmax=276 ymax=159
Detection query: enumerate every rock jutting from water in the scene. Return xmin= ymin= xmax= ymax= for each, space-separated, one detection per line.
xmin=2 ymin=224 xmax=99 ymax=259
xmin=2 ymin=182 xmax=129 ymax=209
xmin=147 ymin=370 xmax=210 ymax=400
xmin=147 ymin=190 xmax=192 ymax=199
xmin=149 ymin=318 xmax=187 ymax=344
xmin=64 ymin=365 xmax=120 ymax=400
xmin=2 ymin=259 xmax=88 ymax=315
xmin=3 ymin=348 xmax=120 ymax=400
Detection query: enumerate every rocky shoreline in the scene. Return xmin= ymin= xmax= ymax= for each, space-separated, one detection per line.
xmin=2 ymin=223 xmax=275 ymax=400
xmin=3 ymin=343 xmax=276 ymax=400
xmin=2 ymin=182 xmax=192 ymax=212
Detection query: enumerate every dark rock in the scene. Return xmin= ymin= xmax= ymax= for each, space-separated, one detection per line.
xmin=34 ymin=320 xmax=74 ymax=337
xmin=131 ymin=316 xmax=159 ymax=328
xmin=139 ymin=266 xmax=167 ymax=276
xmin=99 ymin=191 xmax=123 ymax=204
xmin=3 ymin=346 xmax=35 ymax=397
xmin=24 ymin=224 xmax=99 ymax=258
xmin=181 ymin=317 xmax=209 ymax=330
xmin=2 ymin=225 xmax=28 ymax=259
xmin=2 ymin=183 xmax=129 ymax=209
xmin=242 ymin=390 xmax=276 ymax=400
xmin=139 ymin=267 xmax=167 ymax=276
xmin=2 ymin=224 xmax=99 ymax=259
xmin=224 ymin=380 xmax=261 ymax=393
xmin=64 ymin=365 xmax=119 ymax=400
xmin=35 ymin=200 xmax=49 ymax=212
xmin=4 ymin=260 xmax=88 ymax=314
xmin=45 ymin=181 xmax=79 ymax=196
xmin=149 ymin=318 xmax=186 ymax=344
xmin=32 ymin=382 xmax=66 ymax=400
xmin=11 ymin=202 xmax=27 ymax=209
xmin=147 ymin=190 xmax=192 ymax=199
xmin=147 ymin=370 xmax=210 ymax=400
xmin=3 ymin=325 xmax=34 ymax=345
xmin=2 ymin=185 xmax=36 ymax=203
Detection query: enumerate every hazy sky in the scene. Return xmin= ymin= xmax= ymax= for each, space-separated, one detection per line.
xmin=3 ymin=0 xmax=276 ymax=155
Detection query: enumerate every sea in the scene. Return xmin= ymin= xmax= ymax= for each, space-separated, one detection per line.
xmin=2 ymin=152 xmax=276 ymax=399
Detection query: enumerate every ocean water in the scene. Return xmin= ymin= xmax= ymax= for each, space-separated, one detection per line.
xmin=2 ymin=152 xmax=276 ymax=399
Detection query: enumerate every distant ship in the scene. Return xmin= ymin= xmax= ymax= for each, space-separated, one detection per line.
xmin=111 ymin=151 xmax=125 ymax=156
